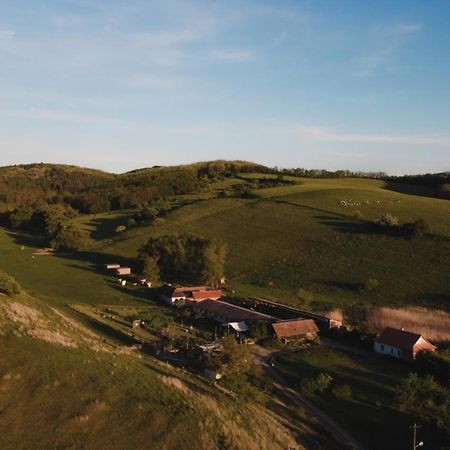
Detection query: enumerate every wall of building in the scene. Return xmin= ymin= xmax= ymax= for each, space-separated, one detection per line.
xmin=374 ymin=342 xmax=403 ymax=358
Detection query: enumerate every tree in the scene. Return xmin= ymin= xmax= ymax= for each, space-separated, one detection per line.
xmin=8 ymin=206 xmax=34 ymax=229
xmin=220 ymin=335 xmax=252 ymax=377
xmin=142 ymin=256 xmax=160 ymax=284
xmin=51 ymin=224 xmax=87 ymax=251
xmin=0 ymin=270 xmax=20 ymax=296
xmin=249 ymin=321 xmax=270 ymax=341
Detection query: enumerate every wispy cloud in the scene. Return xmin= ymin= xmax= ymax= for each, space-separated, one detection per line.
xmin=354 ymin=22 xmax=422 ymax=76
xmin=293 ymin=125 xmax=450 ymax=146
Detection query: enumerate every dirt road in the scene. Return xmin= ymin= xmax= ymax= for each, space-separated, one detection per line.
xmin=254 ymin=347 xmax=365 ymax=450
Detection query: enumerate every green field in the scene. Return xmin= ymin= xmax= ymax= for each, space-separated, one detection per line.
xmin=66 ymin=176 xmax=450 ymax=311
xmin=275 ymin=346 xmax=446 ymax=450
xmin=0 ymin=172 xmax=449 ymax=449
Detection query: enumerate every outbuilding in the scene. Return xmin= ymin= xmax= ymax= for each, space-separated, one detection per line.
xmin=272 ymin=319 xmax=319 ymax=343
xmin=116 ymin=267 xmax=132 ymax=276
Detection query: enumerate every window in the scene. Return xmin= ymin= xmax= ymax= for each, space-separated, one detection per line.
xmin=380 ymin=344 xmax=384 ymax=351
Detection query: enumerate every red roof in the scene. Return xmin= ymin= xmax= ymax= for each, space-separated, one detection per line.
xmin=375 ymin=327 xmax=436 ymax=352
xmin=192 ymin=290 xmax=223 ymax=301
xmin=272 ymin=319 xmax=319 ymax=338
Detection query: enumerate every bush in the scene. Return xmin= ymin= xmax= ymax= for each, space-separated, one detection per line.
xmin=249 ymin=321 xmax=270 ymax=341
xmin=363 ymin=277 xmax=379 ymax=291
xmin=127 ymin=218 xmax=136 ymax=227
xmin=353 ymin=210 xmax=362 ymax=220
xmin=376 ymin=213 xmax=399 ymax=227
xmin=115 ymin=225 xmax=126 ymax=233
xmin=0 ymin=270 xmax=20 ymax=296
xmin=331 ymin=384 xmax=351 ymax=399
xmin=302 ymin=372 xmax=333 ymax=394
xmin=296 ymin=288 xmax=313 ymax=305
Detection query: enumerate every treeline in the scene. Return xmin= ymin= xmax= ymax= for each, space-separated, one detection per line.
xmin=9 ymin=204 xmax=87 ymax=251
xmin=388 ymin=173 xmax=450 ymax=199
xmin=0 ymin=164 xmax=202 ymax=215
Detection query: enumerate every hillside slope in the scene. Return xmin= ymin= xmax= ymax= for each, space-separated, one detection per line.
xmin=0 ymin=291 xmax=332 ymax=450
xmin=86 ymin=178 xmax=450 ymax=310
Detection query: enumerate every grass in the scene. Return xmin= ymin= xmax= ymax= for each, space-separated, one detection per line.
xmin=275 ymin=346 xmax=446 ymax=450
xmin=1 ymin=175 xmax=449 ymax=313
xmin=87 ymin=184 xmax=450 ymax=310
xmin=0 ymin=290 xmax=333 ymax=450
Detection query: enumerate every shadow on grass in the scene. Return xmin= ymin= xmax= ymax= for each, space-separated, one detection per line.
xmin=382 ymin=181 xmax=439 ymax=199
xmin=86 ymin=213 xmax=135 ymax=240
xmin=314 ymin=279 xmax=361 ymax=292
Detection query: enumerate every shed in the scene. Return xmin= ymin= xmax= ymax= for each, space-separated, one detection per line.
xmin=105 ymin=263 xmax=121 ymax=270
xmin=116 ymin=267 xmax=131 ymax=276
xmin=272 ymin=319 xmax=319 ymax=342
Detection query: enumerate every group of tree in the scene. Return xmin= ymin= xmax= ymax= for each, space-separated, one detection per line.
xmin=9 ymin=204 xmax=87 ymax=251
xmin=396 ymin=372 xmax=449 ymax=438
xmin=388 ymin=173 xmax=450 ymax=199
xmin=0 ymin=269 xmax=20 ymax=296
xmin=138 ymin=233 xmax=227 ymax=285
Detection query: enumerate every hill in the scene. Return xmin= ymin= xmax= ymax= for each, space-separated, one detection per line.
xmin=79 ymin=176 xmax=450 ymax=311
xmin=0 ymin=290 xmax=334 ymax=450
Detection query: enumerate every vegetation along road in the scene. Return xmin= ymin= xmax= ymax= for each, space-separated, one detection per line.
xmin=254 ymin=346 xmax=366 ymax=450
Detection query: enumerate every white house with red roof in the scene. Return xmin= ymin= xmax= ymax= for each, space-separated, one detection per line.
xmin=374 ymin=327 xmax=436 ymax=361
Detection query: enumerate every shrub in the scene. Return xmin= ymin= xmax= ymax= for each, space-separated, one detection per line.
xmin=363 ymin=278 xmax=379 ymax=291
xmin=0 ymin=270 xmax=20 ymax=296
xmin=296 ymin=288 xmax=313 ymax=305
xmin=127 ymin=218 xmax=136 ymax=227
xmin=115 ymin=225 xmax=126 ymax=233
xmin=331 ymin=384 xmax=351 ymax=399
xmin=302 ymin=372 xmax=333 ymax=394
xmin=352 ymin=210 xmax=362 ymax=220
xmin=376 ymin=213 xmax=399 ymax=227
xmin=249 ymin=321 xmax=270 ymax=341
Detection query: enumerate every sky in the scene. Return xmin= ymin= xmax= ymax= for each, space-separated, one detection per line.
xmin=0 ymin=0 xmax=449 ymax=174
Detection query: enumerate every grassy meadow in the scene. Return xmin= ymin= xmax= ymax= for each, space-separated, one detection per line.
xmin=68 ymin=176 xmax=450 ymax=311
xmin=0 ymin=175 xmax=448 ymax=313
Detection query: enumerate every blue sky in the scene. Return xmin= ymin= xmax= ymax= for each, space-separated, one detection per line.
xmin=0 ymin=0 xmax=449 ymax=174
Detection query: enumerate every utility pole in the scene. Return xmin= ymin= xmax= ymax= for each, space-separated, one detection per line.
xmin=411 ymin=423 xmax=423 ymax=449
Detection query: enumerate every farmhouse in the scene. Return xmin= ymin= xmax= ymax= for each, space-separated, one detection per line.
xmin=272 ymin=319 xmax=319 ymax=343
xmin=159 ymin=285 xmax=222 ymax=305
xmin=374 ymin=327 xmax=436 ymax=361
